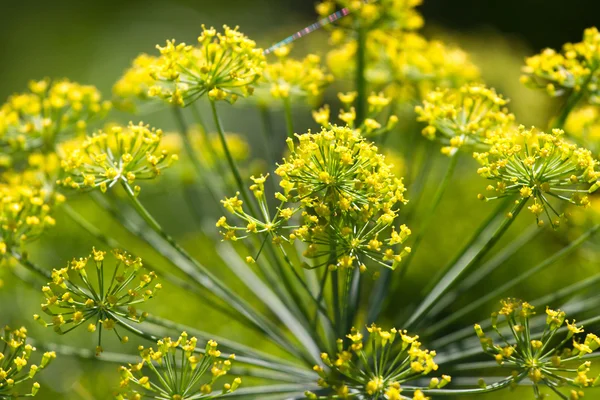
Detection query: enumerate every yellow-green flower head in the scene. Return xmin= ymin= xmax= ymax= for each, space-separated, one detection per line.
xmin=521 ymin=27 xmax=600 ymax=102
xmin=36 ymin=248 xmax=160 ymax=355
xmin=0 ymin=183 xmax=60 ymax=258
xmin=473 ymin=126 xmax=600 ymax=227
xmin=565 ymin=105 xmax=600 ymax=155
xmin=326 ymin=31 xmax=480 ymax=96
xmin=118 ymin=333 xmax=240 ymax=399
xmin=148 ymin=25 xmax=266 ymax=106
xmin=307 ymin=324 xmax=447 ymax=400
xmin=0 ymin=79 xmax=111 ymax=153
xmin=475 ymin=299 xmax=600 ymax=398
xmin=219 ymin=125 xmax=411 ymax=272
xmin=313 ymin=92 xmax=399 ymax=138
xmin=415 ymin=84 xmax=515 ymax=156
xmin=316 ymin=0 xmax=423 ymax=32
xmin=112 ymin=54 xmax=162 ymax=112
xmin=260 ymin=45 xmax=334 ymax=107
xmin=58 ymin=121 xmax=178 ymax=193
xmin=0 ymin=326 xmax=56 ymax=398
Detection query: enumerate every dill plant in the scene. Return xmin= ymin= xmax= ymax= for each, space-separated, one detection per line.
xmin=1 ymin=1 xmax=600 ymax=400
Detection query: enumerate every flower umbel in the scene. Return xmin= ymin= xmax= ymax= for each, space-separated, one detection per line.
xmin=58 ymin=121 xmax=178 ymax=193
xmin=261 ymin=46 xmax=333 ymax=107
xmin=0 ymin=79 xmax=110 ymax=153
xmin=0 ymin=326 xmax=56 ymax=399
xmin=313 ymin=92 xmax=399 ymax=137
xmin=415 ymin=84 xmax=514 ymax=155
xmin=117 ymin=332 xmax=241 ymax=399
xmin=521 ymin=27 xmax=600 ymax=103
xmin=35 ymin=248 xmax=161 ymax=355
xmin=148 ymin=25 xmax=266 ymax=106
xmin=473 ymin=126 xmax=600 ymax=227
xmin=306 ymin=324 xmax=448 ymax=399
xmin=475 ymin=299 xmax=600 ymax=398
xmin=219 ymin=125 xmax=411 ymax=272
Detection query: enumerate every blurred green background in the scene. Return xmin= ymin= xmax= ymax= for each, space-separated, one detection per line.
xmin=1 ymin=0 xmax=600 ymax=399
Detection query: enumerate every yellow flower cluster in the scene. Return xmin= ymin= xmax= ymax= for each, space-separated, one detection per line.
xmin=475 ymin=299 xmax=600 ymax=398
xmin=0 ymin=79 xmax=110 ymax=153
xmin=521 ymin=27 xmax=600 ymax=101
xmin=565 ymin=105 xmax=600 ymax=154
xmin=312 ymin=91 xmax=399 ymax=137
xmin=377 ymin=32 xmax=480 ymax=100
xmin=261 ymin=46 xmax=334 ymax=107
xmin=112 ymin=54 xmax=161 ymax=112
xmin=0 ymin=326 xmax=56 ymax=398
xmin=306 ymin=324 xmax=448 ymax=400
xmin=474 ymin=126 xmax=600 ymax=227
xmin=58 ymin=121 xmax=178 ymax=193
xmin=148 ymin=25 xmax=266 ymax=105
xmin=218 ymin=125 xmax=411 ymax=272
xmin=415 ymin=84 xmax=514 ymax=155
xmin=35 ymin=248 xmax=161 ymax=355
xmin=0 ymin=183 xmax=61 ymax=258
xmin=316 ymin=0 xmax=423 ymax=32
xmin=117 ymin=332 xmax=241 ymax=399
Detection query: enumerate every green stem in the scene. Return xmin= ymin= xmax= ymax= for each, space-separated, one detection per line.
xmin=404 ymin=198 xmax=526 ymax=329
xmin=425 ymin=223 xmax=600 ymax=336
xmin=172 ymin=107 xmax=221 ymax=206
xmin=11 ymin=250 xmax=51 ymax=280
xmin=355 ymin=26 xmax=367 ymax=125
xmin=283 ymin=97 xmax=295 ymax=140
xmin=209 ymin=100 xmax=258 ymax=217
xmin=553 ymin=68 xmax=597 ymax=130
xmin=329 ymin=242 xmax=340 ymax=337
xmin=398 ymin=153 xmax=459 ymax=279
xmin=118 ymin=181 xmax=306 ymax=362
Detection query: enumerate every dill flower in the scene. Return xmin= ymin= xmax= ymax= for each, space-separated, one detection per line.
xmin=35 ymin=248 xmax=161 ymax=355
xmin=219 ymin=125 xmax=411 ymax=272
xmin=260 ymin=46 xmax=334 ymax=107
xmin=58 ymin=121 xmax=178 ymax=193
xmin=0 ymin=326 xmax=56 ymax=398
xmin=475 ymin=299 xmax=600 ymax=398
xmin=565 ymin=106 xmax=600 ymax=154
xmin=312 ymin=92 xmax=399 ymax=137
xmin=148 ymin=25 xmax=266 ymax=106
xmin=0 ymin=183 xmax=60 ymax=258
xmin=316 ymin=0 xmax=424 ymax=32
xmin=306 ymin=324 xmax=449 ymax=399
xmin=112 ymin=54 xmax=161 ymax=112
xmin=473 ymin=126 xmax=600 ymax=227
xmin=415 ymin=84 xmax=515 ymax=155
xmin=379 ymin=32 xmax=480 ymax=100
xmin=521 ymin=27 xmax=600 ymax=102
xmin=117 ymin=332 xmax=241 ymax=399
xmin=0 ymin=79 xmax=111 ymax=153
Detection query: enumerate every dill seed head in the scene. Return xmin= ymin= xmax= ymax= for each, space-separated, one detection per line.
xmin=112 ymin=54 xmax=161 ymax=112
xmin=306 ymin=324 xmax=448 ymax=400
xmin=474 ymin=126 xmax=600 ymax=227
xmin=36 ymin=248 xmax=161 ymax=355
xmin=58 ymin=121 xmax=178 ymax=193
xmin=521 ymin=27 xmax=600 ymax=102
xmin=415 ymin=84 xmax=515 ymax=156
xmin=117 ymin=333 xmax=240 ymax=399
xmin=147 ymin=25 xmax=266 ymax=106
xmin=0 ymin=79 xmax=111 ymax=153
xmin=475 ymin=299 xmax=600 ymax=398
xmin=0 ymin=326 xmax=56 ymax=398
